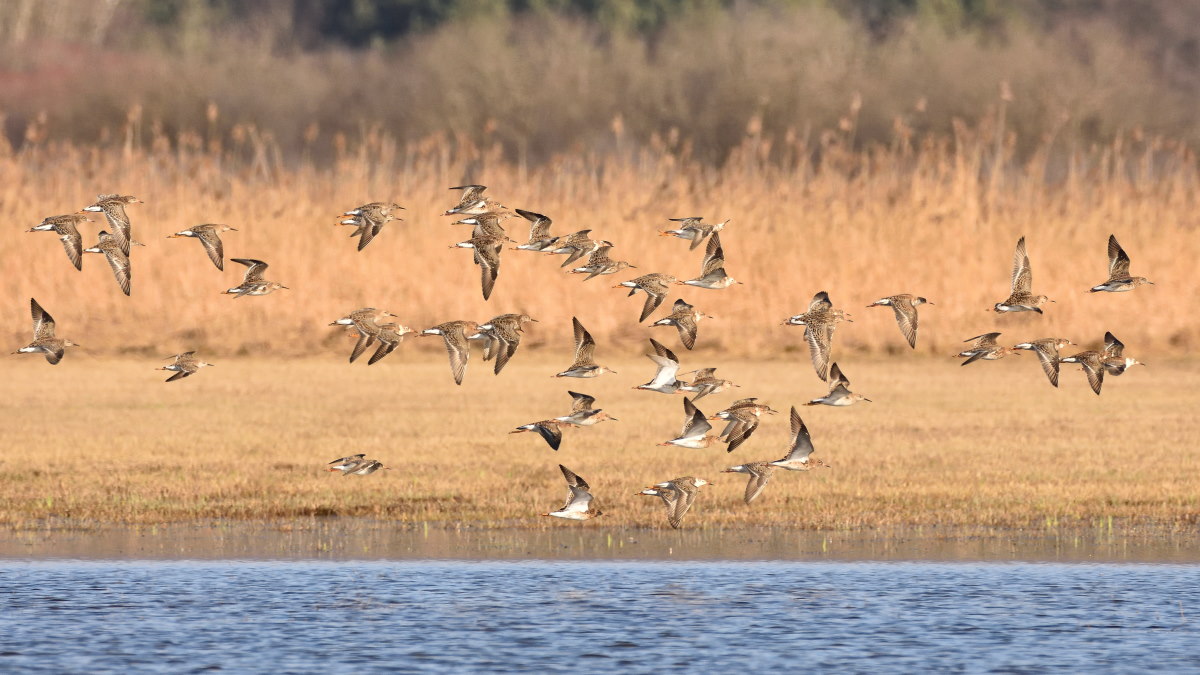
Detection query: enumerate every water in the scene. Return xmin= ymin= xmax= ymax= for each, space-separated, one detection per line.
xmin=2 ymin=560 xmax=1197 ymax=673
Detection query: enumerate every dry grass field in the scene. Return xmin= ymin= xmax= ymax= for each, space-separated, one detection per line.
xmin=2 ymin=118 xmax=1199 ymax=531
xmin=2 ymin=355 xmax=1197 ymax=530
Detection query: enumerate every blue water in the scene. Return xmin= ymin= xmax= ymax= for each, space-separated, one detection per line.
xmin=1 ymin=561 xmax=1197 ymax=673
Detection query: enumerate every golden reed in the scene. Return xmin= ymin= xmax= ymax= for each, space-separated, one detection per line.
xmin=2 ymin=112 xmax=1196 ymax=359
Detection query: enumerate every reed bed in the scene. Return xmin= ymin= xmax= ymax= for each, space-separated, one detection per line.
xmin=1 ymin=356 xmax=1197 ymax=530
xmin=1 ymin=115 xmax=1198 ymax=360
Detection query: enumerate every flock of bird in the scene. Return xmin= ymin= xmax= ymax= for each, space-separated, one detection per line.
xmin=17 ymin=185 xmax=1151 ymax=528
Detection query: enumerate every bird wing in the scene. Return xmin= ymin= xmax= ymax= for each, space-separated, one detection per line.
xmin=667 ymin=487 xmax=697 ymax=529
xmin=724 ymin=415 xmax=759 ymax=453
xmin=57 ymin=223 xmax=83 ymax=271
xmin=1081 ymin=360 xmax=1104 ymax=395
xmin=476 ymin=243 xmax=501 ymax=300
xmin=1032 ymin=345 xmax=1061 ymax=387
xmin=699 ymin=233 xmax=726 ymax=277
xmin=516 ymin=209 xmax=552 ymax=239
xmin=166 ymin=370 xmax=191 ymax=382
xmin=804 ymin=324 xmax=832 ymax=381
xmin=443 ymin=330 xmax=470 ymax=385
xmin=638 ymin=282 xmax=669 ymax=322
xmin=646 ymin=353 xmax=681 ymax=388
xmin=890 ymin=298 xmax=919 ymax=348
xmin=571 ymin=317 xmax=596 ymax=365
xmin=349 ymin=333 xmax=375 ymax=363
xmin=493 ymin=336 xmax=519 ymax=375
xmin=537 ymin=423 xmax=563 ymax=451
xmin=44 ymin=345 xmax=65 ymax=365
xmin=31 ymin=298 xmax=55 ymax=339
xmin=827 ymin=362 xmax=850 ymax=393
xmin=807 ymin=291 xmax=832 ymax=314
xmin=367 ymin=340 xmax=397 ymax=365
xmin=1103 ymin=331 xmax=1125 ymax=358
xmin=1010 ymin=237 xmax=1032 ymax=294
xmin=232 ymin=258 xmax=269 ymax=282
xmin=680 ymin=397 xmax=712 ymax=437
xmin=781 ymin=407 xmax=816 ymax=462
xmin=966 ymin=332 xmax=1001 ymax=349
xmin=568 ymin=391 xmax=596 ymax=413
xmin=743 ymin=464 xmax=773 ymax=504
xmin=675 ymin=315 xmax=697 ymax=349
xmin=104 ymin=249 xmax=131 ymax=296
xmin=1107 ymin=234 xmax=1131 ymax=280
xmin=197 ymin=229 xmax=226 ymax=269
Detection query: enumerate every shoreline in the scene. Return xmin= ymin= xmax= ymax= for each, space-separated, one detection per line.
xmin=3 ymin=520 xmax=1199 ymax=563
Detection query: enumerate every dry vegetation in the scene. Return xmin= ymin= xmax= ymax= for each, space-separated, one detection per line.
xmin=2 ymin=3 xmax=1199 ymax=533
xmin=1 ymin=356 xmax=1197 ymax=530
xmin=1 ymin=112 xmax=1197 ymax=358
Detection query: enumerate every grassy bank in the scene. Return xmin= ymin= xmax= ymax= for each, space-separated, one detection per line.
xmin=2 ymin=357 xmax=1196 ymax=530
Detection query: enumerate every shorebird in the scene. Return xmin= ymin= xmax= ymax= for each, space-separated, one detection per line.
xmin=542 ymin=465 xmax=602 ymax=520
xmin=1100 ymin=331 xmax=1144 ymax=375
xmin=805 ymin=362 xmax=871 ymax=406
xmin=1089 ymin=234 xmax=1154 ymax=293
xmin=453 ymin=211 xmax=518 ymax=239
xmin=783 ymin=291 xmax=852 ymax=327
xmin=635 ymin=486 xmax=677 ymax=508
xmin=368 ymin=323 xmax=414 ymax=365
xmin=28 ymin=214 xmax=89 ymax=270
xmin=679 ymin=233 xmax=740 ymax=289
xmin=1061 ymin=332 xmax=1143 ymax=395
xmin=994 ymin=236 xmax=1052 ymax=313
xmin=634 ymin=338 xmax=686 ymax=394
xmin=616 ymin=273 xmax=677 ymax=322
xmin=721 ymin=462 xmax=779 ymax=505
xmin=443 ymin=184 xmax=505 ymax=216
xmin=660 ymin=216 xmax=728 ymax=250
xmin=650 ymin=299 xmax=712 ymax=350
xmin=420 ymin=320 xmax=479 ymax=386
xmin=81 ymin=194 xmax=141 ymax=256
xmin=554 ymin=391 xmax=618 ymax=427
xmin=679 ymin=367 xmax=739 ymax=401
xmin=168 ymin=224 xmax=237 ymax=270
xmin=1012 ymin=337 xmax=1074 ymax=387
xmin=547 ymin=230 xmax=610 ymax=268
xmin=223 ymin=258 xmax=288 ymax=297
xmin=13 ymin=298 xmax=79 ymax=365
xmin=156 ymin=351 xmax=214 ymax=382
xmin=83 ymin=230 xmax=131 ymax=296
xmin=471 ymin=313 xmax=537 ymax=375
xmin=1059 ymin=349 xmax=1107 ymax=395
xmin=330 ymin=308 xmax=397 ymax=362
xmin=866 ymin=294 xmax=932 ymax=349
xmin=957 ymin=332 xmax=1020 ymax=365
xmin=555 ymin=317 xmax=616 ymax=378
xmin=658 ymin=397 xmax=721 ymax=449
xmin=327 ymin=454 xmax=369 ymax=474
xmin=568 ymin=245 xmax=636 ymax=281
xmin=768 ymin=407 xmax=828 ymax=470
xmin=337 ymin=202 xmax=404 ymax=250
xmin=512 ymin=209 xmax=559 ymax=251
xmin=451 ymin=232 xmax=508 ymax=300
xmin=346 ymin=460 xmax=388 ymax=475
xmin=710 ymin=398 xmax=778 ymax=453
xmin=783 ymin=292 xmax=851 ymax=381
xmin=641 ymin=476 xmax=710 ymax=529
xmin=510 ymin=419 xmax=567 ymax=451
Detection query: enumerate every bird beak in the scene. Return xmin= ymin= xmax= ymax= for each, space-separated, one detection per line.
xmin=864 ymin=397 xmax=873 ymax=402
xmin=609 ymin=417 xmax=619 ymax=421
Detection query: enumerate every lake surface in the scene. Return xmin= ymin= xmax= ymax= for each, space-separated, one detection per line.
xmin=2 ymin=559 xmax=1198 ymax=673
